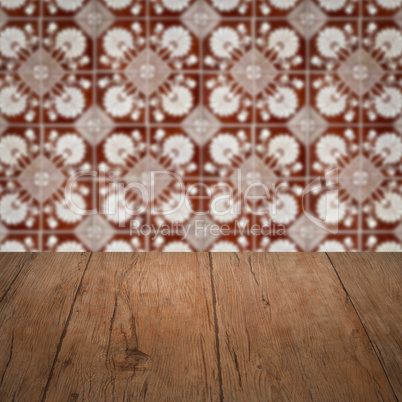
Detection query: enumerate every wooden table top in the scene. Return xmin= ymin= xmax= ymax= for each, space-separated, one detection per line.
xmin=0 ymin=253 xmax=400 ymax=401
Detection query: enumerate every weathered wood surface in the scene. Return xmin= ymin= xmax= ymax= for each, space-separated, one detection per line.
xmin=328 ymin=252 xmax=402 ymax=399
xmin=210 ymin=253 xmax=396 ymax=401
xmin=0 ymin=252 xmax=400 ymax=401
xmin=43 ymin=253 xmax=220 ymax=401
xmin=0 ymin=253 xmax=91 ymax=401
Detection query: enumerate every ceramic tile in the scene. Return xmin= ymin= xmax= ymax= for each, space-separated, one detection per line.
xmin=0 ymin=0 xmax=39 ymax=17
xmin=1 ymin=0 xmax=402 ymax=251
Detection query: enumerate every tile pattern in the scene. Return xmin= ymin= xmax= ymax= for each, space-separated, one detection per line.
xmin=0 ymin=0 xmax=401 ymax=251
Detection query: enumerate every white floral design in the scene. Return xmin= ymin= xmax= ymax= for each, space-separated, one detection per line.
xmin=376 ymin=0 xmax=402 ymax=9
xmin=210 ymin=134 xmax=240 ymax=165
xmin=268 ymin=28 xmax=299 ymax=59
xmin=104 ymin=134 xmax=135 ymax=164
xmin=374 ymin=87 xmax=402 ymax=118
xmin=210 ymin=27 xmax=240 ymax=59
xmin=103 ymin=28 xmax=134 ymax=59
xmin=105 ymin=241 xmax=133 ymax=252
xmin=210 ymin=241 xmax=239 ymax=252
xmin=269 ymin=240 xmax=296 ymax=252
xmin=268 ymin=135 xmax=299 ymax=165
xmin=316 ymin=134 xmax=347 ymax=165
xmin=161 ymin=0 xmax=190 ymax=11
xmin=56 ymin=241 xmax=85 ymax=252
xmin=55 ymin=193 xmax=85 ymax=223
xmin=210 ymin=86 xmax=241 ymax=117
xmin=56 ymin=134 xmax=85 ymax=165
xmin=318 ymin=241 xmax=346 ymax=252
xmin=317 ymin=28 xmax=346 ymax=58
xmin=0 ymin=194 xmax=28 ymax=225
xmin=0 ymin=28 xmax=27 ymax=58
xmin=0 ymin=0 xmax=26 ymax=9
xmin=316 ymin=85 xmax=347 ymax=117
xmin=162 ymin=26 xmax=192 ymax=58
xmin=272 ymin=193 xmax=298 ymax=225
xmin=0 ymin=86 xmax=28 ymax=117
xmin=269 ymin=0 xmax=297 ymax=9
xmin=211 ymin=0 xmax=240 ymax=11
xmin=376 ymin=241 xmax=402 ymax=252
xmin=55 ymin=87 xmax=85 ymax=119
xmin=161 ymin=193 xmax=192 ymax=223
xmin=55 ymin=28 xmax=86 ymax=59
xmin=163 ymin=135 xmax=194 ymax=165
xmin=268 ymin=87 xmax=298 ymax=118
xmin=374 ymin=133 xmax=402 ymax=164
xmin=55 ymin=0 xmax=84 ymax=11
xmin=374 ymin=192 xmax=402 ymax=223
xmin=104 ymin=0 xmax=131 ymax=9
xmin=163 ymin=241 xmax=192 ymax=252
xmin=375 ymin=29 xmax=402 ymax=59
xmin=162 ymin=85 xmax=193 ymax=117
xmin=0 ymin=135 xmax=28 ymax=166
xmin=104 ymin=85 xmax=134 ymax=118
xmin=317 ymin=192 xmax=346 ymax=224
xmin=318 ymin=0 xmax=346 ymax=11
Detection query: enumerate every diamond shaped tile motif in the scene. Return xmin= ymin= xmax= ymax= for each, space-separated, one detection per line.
xmin=338 ymin=50 xmax=384 ymax=96
xmin=18 ymin=157 xmax=65 ymax=202
xmin=340 ymin=157 xmax=385 ymax=202
xmin=125 ymin=50 xmax=171 ymax=95
xmin=181 ymin=0 xmax=220 ymax=38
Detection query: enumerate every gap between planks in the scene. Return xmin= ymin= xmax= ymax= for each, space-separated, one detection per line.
xmin=41 ymin=252 xmax=94 ymax=402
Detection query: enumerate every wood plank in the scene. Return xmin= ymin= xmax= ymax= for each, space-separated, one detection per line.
xmin=0 ymin=252 xmax=91 ymax=401
xmin=327 ymin=252 xmax=401 ymax=399
xmin=0 ymin=253 xmax=38 ymax=301
xmin=43 ymin=253 xmax=220 ymax=401
xmin=210 ymin=253 xmax=396 ymax=401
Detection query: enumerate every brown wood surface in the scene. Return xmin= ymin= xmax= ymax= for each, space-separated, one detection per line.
xmin=327 ymin=252 xmax=402 ymax=399
xmin=210 ymin=253 xmax=396 ymax=401
xmin=0 ymin=252 xmax=400 ymax=401
xmin=0 ymin=253 xmax=91 ymax=401
xmin=43 ymin=253 xmax=220 ymax=401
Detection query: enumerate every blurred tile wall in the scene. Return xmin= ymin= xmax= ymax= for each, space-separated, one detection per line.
xmin=0 ymin=0 xmax=401 ymax=251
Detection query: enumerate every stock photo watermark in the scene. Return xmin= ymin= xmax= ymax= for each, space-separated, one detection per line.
xmin=63 ymin=168 xmax=341 ymax=237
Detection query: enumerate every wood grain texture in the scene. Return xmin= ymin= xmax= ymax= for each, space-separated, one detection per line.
xmin=0 ymin=252 xmax=91 ymax=401
xmin=327 ymin=252 xmax=402 ymax=399
xmin=43 ymin=253 xmax=220 ymax=401
xmin=210 ymin=253 xmax=396 ymax=401
xmin=0 ymin=253 xmax=37 ymax=302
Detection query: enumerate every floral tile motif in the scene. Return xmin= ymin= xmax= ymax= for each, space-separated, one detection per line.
xmin=97 ymin=21 xmax=147 ymax=72
xmin=256 ymin=0 xmax=306 ymax=17
xmin=256 ymin=127 xmax=306 ymax=177
xmin=96 ymin=75 xmax=146 ymax=124
xmin=202 ymin=127 xmax=252 ymax=177
xmin=363 ymin=233 xmax=402 ymax=252
xmin=203 ymin=21 xmax=253 ymax=71
xmin=0 ymin=233 xmax=39 ymax=252
xmin=150 ymin=20 xmax=201 ymax=71
xmin=309 ymin=21 xmax=359 ymax=72
xmin=362 ymin=179 xmax=402 ymax=231
xmin=0 ymin=0 xmax=39 ymax=17
xmin=1 ymin=0 xmax=402 ymax=251
xmin=0 ymin=180 xmax=40 ymax=230
xmin=0 ymin=127 xmax=40 ymax=179
xmin=256 ymin=21 xmax=307 ymax=71
xmin=99 ymin=0 xmax=145 ymax=17
xmin=204 ymin=73 xmax=253 ymax=123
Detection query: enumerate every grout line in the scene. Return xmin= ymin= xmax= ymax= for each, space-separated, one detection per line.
xmin=358 ymin=0 xmax=363 ymax=252
xmin=208 ymin=252 xmax=224 ymax=402
xmin=41 ymin=252 xmax=93 ymax=402
xmin=325 ymin=252 xmax=398 ymax=400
